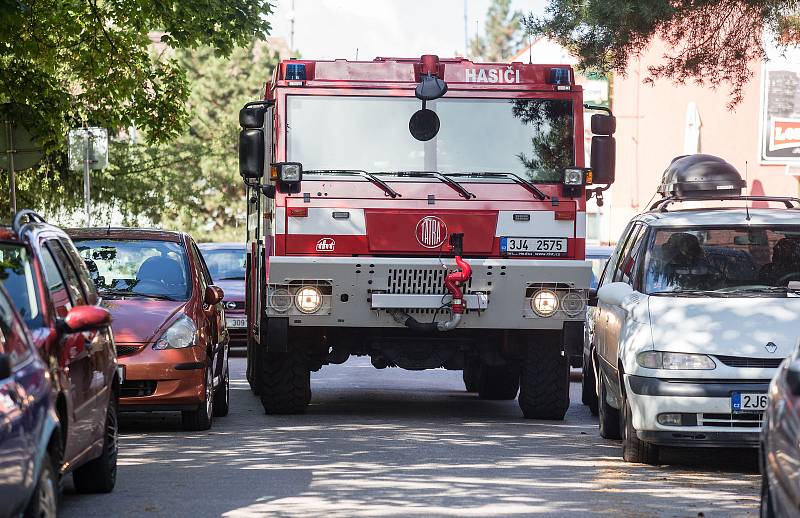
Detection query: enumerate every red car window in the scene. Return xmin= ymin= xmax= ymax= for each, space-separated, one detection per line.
xmin=46 ymin=241 xmax=87 ymax=306
xmin=59 ymin=237 xmax=99 ymax=305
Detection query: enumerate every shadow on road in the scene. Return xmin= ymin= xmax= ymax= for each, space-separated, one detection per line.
xmin=59 ymin=358 xmax=759 ymax=517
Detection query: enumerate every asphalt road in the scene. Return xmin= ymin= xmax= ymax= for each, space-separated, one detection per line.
xmin=61 ymin=357 xmax=760 ymax=517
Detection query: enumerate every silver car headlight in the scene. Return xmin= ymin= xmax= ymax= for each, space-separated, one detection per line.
xmin=153 ymin=315 xmax=197 ymax=350
xmin=637 ymin=351 xmax=716 ymax=370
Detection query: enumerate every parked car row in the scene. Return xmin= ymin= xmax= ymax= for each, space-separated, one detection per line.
xmin=0 ymin=212 xmax=232 ymax=516
xmin=576 ymin=155 xmax=800 ymax=516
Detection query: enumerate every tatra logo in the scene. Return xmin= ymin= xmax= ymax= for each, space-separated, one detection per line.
xmin=465 ymin=68 xmax=520 ymax=84
xmin=225 ymin=301 xmax=236 ymax=310
xmin=766 ymin=342 xmax=778 ymax=354
xmin=316 ymin=237 xmax=336 ymax=252
xmin=415 ymin=216 xmax=448 ymax=248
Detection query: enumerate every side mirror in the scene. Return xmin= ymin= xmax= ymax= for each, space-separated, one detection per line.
xmin=239 ymin=105 xmax=267 ymax=129
xmin=409 ymin=109 xmax=440 ymax=142
xmin=591 ymin=135 xmax=616 ymax=185
xmin=205 ymin=285 xmax=224 ymax=306
xmin=62 ymin=305 xmax=111 ymax=333
xmin=588 ymin=288 xmax=598 ymax=307
xmin=239 ymin=129 xmax=265 ymax=180
xmin=786 ymin=360 xmax=800 ymax=396
xmin=0 ymin=354 xmax=11 ymax=380
xmin=597 ymin=282 xmax=633 ymax=306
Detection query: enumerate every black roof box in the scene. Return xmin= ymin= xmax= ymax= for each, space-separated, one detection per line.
xmin=657 ymin=154 xmax=746 ymax=198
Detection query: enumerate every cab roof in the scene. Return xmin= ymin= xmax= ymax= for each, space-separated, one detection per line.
xmin=636 ymin=208 xmax=800 ymax=227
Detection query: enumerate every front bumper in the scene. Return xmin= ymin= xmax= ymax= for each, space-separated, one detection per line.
xmin=118 ymin=345 xmax=206 ymax=410
xmin=625 ymin=375 xmax=771 ymax=448
xmin=266 ymin=256 xmax=591 ymax=329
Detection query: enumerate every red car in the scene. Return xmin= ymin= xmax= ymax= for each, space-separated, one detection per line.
xmin=0 ymin=210 xmax=118 ymax=494
xmin=69 ymin=229 xmax=230 ymax=431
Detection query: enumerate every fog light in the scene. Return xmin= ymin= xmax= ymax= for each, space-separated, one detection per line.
xmin=531 ymin=289 xmax=559 ymax=317
xmin=657 ymin=413 xmax=682 ymax=426
xmin=295 ymin=286 xmax=322 ymax=314
xmin=561 ymin=291 xmax=585 ymax=317
xmin=269 ymin=288 xmax=292 ymax=312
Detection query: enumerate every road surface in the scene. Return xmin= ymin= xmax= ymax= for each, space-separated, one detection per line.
xmin=61 ymin=357 xmax=760 ymax=517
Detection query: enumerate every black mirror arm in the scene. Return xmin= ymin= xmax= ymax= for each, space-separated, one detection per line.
xmin=586 ymin=185 xmax=611 ymax=206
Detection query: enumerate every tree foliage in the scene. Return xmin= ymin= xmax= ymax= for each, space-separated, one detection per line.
xmin=470 ymin=0 xmax=525 ymax=62
xmin=525 ymin=0 xmax=800 ymax=106
xmin=0 ymin=0 xmax=272 ymax=151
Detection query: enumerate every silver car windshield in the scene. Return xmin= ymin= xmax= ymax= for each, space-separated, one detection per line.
xmin=286 ymin=96 xmax=574 ymax=183
xmin=643 ymin=226 xmax=800 ymax=295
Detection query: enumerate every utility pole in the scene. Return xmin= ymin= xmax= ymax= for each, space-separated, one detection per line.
xmin=463 ymin=0 xmax=468 ymax=57
xmin=289 ymin=0 xmax=296 ymax=54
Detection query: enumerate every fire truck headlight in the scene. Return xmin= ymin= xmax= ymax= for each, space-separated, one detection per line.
xmin=295 ymin=286 xmax=323 ymax=314
xmin=560 ymin=291 xmax=585 ymax=317
xmin=269 ymin=288 xmax=293 ymax=313
xmin=531 ymin=289 xmax=559 ymax=317
xmin=563 ymin=168 xmax=585 ymax=186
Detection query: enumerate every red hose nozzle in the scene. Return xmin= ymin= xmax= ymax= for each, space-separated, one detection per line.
xmin=444 ymin=256 xmax=472 ymax=314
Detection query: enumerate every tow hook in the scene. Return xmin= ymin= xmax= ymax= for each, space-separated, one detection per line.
xmin=391 ymin=233 xmax=472 ymax=332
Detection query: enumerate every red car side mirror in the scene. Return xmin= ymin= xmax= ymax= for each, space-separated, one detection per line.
xmin=204 ymin=285 xmax=224 ymax=306
xmin=63 ymin=305 xmax=111 ymax=333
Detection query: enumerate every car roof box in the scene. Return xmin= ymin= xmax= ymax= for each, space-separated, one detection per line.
xmin=657 ymin=154 xmax=746 ymax=199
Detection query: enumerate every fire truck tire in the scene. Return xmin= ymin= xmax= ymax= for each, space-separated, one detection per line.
xmin=518 ymin=344 xmax=569 ymax=420
xmin=477 ymin=365 xmax=519 ymax=400
xmin=462 ymin=360 xmax=480 ymax=392
xmin=259 ymin=347 xmax=311 ymax=414
xmin=247 ymin=336 xmax=262 ymax=395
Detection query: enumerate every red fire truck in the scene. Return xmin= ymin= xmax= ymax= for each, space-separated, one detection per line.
xmin=238 ymin=55 xmax=616 ymax=419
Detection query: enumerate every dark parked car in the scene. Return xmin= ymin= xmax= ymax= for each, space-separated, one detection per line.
xmin=0 ymin=284 xmax=60 ymax=517
xmin=0 ymin=210 xmax=118 ymax=494
xmin=70 ymin=228 xmax=230 ymax=431
xmin=761 ymin=339 xmax=800 ymax=517
xmin=581 ymin=245 xmax=613 ymax=412
xmin=199 ymin=243 xmax=246 ymax=352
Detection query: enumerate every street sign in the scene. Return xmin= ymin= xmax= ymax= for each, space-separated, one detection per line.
xmin=68 ymin=127 xmax=108 ymax=170
xmin=0 ymin=103 xmax=44 ymax=214
xmin=68 ymin=127 xmax=109 ymax=226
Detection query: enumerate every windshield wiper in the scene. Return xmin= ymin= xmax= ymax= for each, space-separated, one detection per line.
xmin=446 ymin=172 xmax=547 ymax=200
xmin=305 ymin=169 xmax=401 ymax=198
xmin=217 ymin=276 xmax=245 ymax=281
xmin=99 ymin=289 xmax=179 ymax=301
xmin=379 ymin=171 xmax=474 ymax=199
xmin=649 ymin=289 xmax=728 ymax=297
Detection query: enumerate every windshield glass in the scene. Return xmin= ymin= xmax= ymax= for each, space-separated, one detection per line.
xmin=201 ymin=248 xmax=246 ymax=282
xmin=286 ymin=96 xmax=574 ymax=183
xmin=0 ymin=243 xmax=42 ymax=327
xmin=74 ymin=239 xmax=191 ymax=301
xmin=643 ymin=227 xmax=800 ymax=295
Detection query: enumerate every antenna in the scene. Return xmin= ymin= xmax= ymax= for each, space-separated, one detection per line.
xmin=528 ymin=32 xmax=532 ymax=64
xmin=355 ymin=48 xmax=359 ymax=60
xmin=745 ymin=160 xmax=751 ymax=222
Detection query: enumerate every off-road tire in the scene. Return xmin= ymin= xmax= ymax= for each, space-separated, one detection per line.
xmin=181 ymin=365 xmax=214 ymax=431
xmin=518 ymin=343 xmax=570 ymax=420
xmin=581 ymin=351 xmax=599 ymax=416
xmin=621 ymin=394 xmax=659 ymax=464
xmin=24 ymin=453 xmax=58 ymax=517
xmin=213 ymin=360 xmax=230 ymax=417
xmin=463 ymin=360 xmax=480 ymax=392
xmin=247 ymin=332 xmax=261 ymax=395
xmin=73 ymin=395 xmax=118 ymax=493
xmin=260 ymin=346 xmax=311 ymax=414
xmin=477 ymin=365 xmax=519 ymax=400
xmin=598 ymin=375 xmax=622 ymax=440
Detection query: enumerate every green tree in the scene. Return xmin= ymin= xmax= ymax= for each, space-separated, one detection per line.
xmin=1 ymin=0 xmax=272 ymax=150
xmin=470 ymin=0 xmax=525 ymax=62
xmin=525 ymin=0 xmax=800 ymax=106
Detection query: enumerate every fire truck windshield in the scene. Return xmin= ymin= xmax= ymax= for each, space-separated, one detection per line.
xmin=286 ymin=95 xmax=574 ymax=183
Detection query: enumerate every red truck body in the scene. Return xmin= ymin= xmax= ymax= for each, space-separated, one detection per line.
xmin=239 ymin=55 xmax=615 ymax=418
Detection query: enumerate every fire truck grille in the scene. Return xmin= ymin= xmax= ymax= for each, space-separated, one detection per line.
xmin=387 ymin=268 xmax=473 ymax=295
